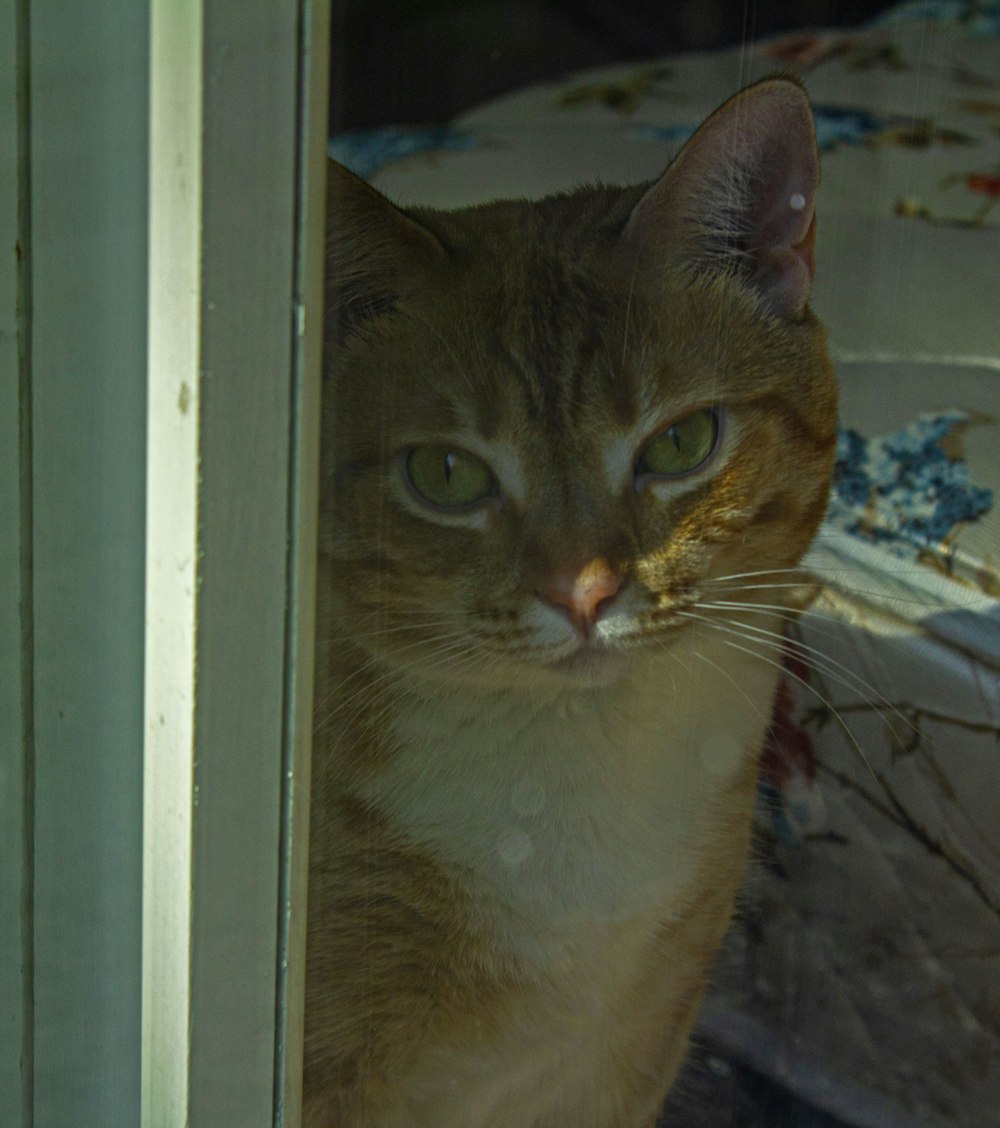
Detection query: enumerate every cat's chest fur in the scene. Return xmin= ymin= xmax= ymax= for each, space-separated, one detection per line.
xmin=358 ymin=623 xmax=779 ymax=968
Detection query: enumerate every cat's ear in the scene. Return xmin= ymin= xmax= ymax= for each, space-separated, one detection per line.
xmin=623 ymin=78 xmax=819 ymax=318
xmin=326 ymin=159 xmax=447 ymax=338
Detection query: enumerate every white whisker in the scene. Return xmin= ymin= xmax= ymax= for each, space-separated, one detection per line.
xmin=692 ymin=648 xmax=767 ymax=723
xmin=696 ymin=605 xmax=924 ymax=750
xmin=677 ymin=609 xmax=880 ymax=785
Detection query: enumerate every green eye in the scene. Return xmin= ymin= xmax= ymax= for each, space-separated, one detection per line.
xmin=405 ymin=445 xmax=496 ymax=509
xmin=636 ymin=408 xmax=719 ymax=478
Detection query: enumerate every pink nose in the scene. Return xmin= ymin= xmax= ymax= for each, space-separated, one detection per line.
xmin=540 ymin=560 xmax=624 ymax=637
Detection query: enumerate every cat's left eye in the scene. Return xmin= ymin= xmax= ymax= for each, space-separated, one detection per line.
xmin=405 ymin=445 xmax=496 ymax=510
xmin=636 ymin=408 xmax=720 ymax=480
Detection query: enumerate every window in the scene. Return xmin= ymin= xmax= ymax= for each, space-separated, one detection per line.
xmin=4 ymin=3 xmax=328 ymax=1125
xmin=6 ymin=3 xmax=998 ymax=1126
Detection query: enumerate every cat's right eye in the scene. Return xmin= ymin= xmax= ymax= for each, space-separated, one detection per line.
xmin=635 ymin=408 xmax=720 ymax=481
xmin=405 ymin=445 xmax=497 ymax=510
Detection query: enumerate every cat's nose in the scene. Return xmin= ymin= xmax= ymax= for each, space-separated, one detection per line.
xmin=540 ymin=559 xmax=624 ymax=638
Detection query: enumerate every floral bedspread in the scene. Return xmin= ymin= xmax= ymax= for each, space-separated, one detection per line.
xmin=332 ymin=2 xmax=1000 ymax=237
xmin=330 ymin=4 xmax=1000 ymax=1125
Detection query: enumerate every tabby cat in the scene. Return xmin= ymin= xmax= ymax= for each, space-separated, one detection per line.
xmin=306 ymin=77 xmax=837 ymax=1127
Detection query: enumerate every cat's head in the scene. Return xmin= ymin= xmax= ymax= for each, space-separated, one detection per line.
xmin=320 ymin=78 xmax=837 ymax=690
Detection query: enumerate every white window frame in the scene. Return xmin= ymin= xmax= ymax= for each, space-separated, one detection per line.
xmin=2 ymin=1 xmax=329 ymax=1125
xmin=144 ymin=1 xmax=328 ymax=1124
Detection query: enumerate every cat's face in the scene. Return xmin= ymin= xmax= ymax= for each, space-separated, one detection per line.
xmin=320 ymin=79 xmax=838 ymax=690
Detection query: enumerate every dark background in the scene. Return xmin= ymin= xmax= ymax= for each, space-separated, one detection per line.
xmin=329 ymin=0 xmax=898 ymax=132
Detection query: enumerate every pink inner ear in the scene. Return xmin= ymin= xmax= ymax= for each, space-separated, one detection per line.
xmin=748 ymin=129 xmax=819 ymax=316
xmin=624 ymin=79 xmax=820 ymax=318
xmin=756 ymin=211 xmax=816 ymax=319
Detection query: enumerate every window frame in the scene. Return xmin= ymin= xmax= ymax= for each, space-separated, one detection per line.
xmin=1 ymin=1 xmax=328 ymax=1125
xmin=144 ymin=1 xmax=328 ymax=1125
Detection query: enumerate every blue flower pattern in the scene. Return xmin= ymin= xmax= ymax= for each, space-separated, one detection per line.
xmin=328 ymin=127 xmax=482 ymax=180
xmin=828 ymin=412 xmax=994 ymax=557
xmin=630 ymin=123 xmax=697 ymax=146
xmin=868 ymin=0 xmax=1000 ymax=35
xmin=633 ymin=108 xmax=889 ymax=154
xmin=811 ymin=106 xmax=887 ymax=151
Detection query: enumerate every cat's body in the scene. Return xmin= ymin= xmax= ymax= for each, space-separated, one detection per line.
xmin=306 ymin=78 xmax=837 ymax=1127
xmin=309 ymin=634 xmax=774 ymax=1126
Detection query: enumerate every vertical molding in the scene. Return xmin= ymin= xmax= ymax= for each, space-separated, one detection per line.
xmin=29 ymin=0 xmax=148 ymax=1114
xmin=275 ymin=3 xmax=329 ymax=1121
xmin=144 ymin=2 xmax=324 ymax=1125
xmin=19 ymin=2 xmax=148 ymax=1124
xmin=0 ymin=0 xmax=34 ymax=1122
xmin=15 ymin=0 xmax=34 ymax=1119
xmin=143 ymin=0 xmax=201 ymax=1121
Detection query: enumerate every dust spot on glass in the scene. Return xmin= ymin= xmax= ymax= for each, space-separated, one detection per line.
xmin=790 ymin=192 xmax=806 ymax=211
xmin=706 ymin=1054 xmax=733 ymax=1077
xmin=178 ymin=381 xmax=191 ymax=415
xmin=496 ymin=828 xmax=534 ymax=867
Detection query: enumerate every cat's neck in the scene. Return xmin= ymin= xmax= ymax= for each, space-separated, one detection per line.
xmin=347 ymin=624 xmax=779 ymax=963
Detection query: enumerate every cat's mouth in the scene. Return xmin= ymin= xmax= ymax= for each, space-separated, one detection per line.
xmin=536 ymin=609 xmax=692 ymax=683
xmin=543 ymin=639 xmax=636 ymax=685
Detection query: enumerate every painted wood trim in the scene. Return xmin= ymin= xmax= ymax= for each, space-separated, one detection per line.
xmin=20 ymin=3 xmax=149 ymax=1124
xmin=144 ymin=2 xmax=324 ymax=1125
xmin=0 ymin=1 xmax=32 ymax=1123
xmin=275 ymin=0 xmax=330 ymax=1122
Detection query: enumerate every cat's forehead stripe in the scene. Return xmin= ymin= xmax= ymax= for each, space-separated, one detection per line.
xmin=497 ymin=254 xmax=641 ymax=432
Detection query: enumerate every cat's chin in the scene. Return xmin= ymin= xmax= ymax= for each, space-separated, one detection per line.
xmin=541 ymin=643 xmax=636 ymax=687
xmin=403 ymin=642 xmax=637 ymax=692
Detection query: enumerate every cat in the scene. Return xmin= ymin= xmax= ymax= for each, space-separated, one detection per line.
xmin=305 ymin=76 xmax=837 ymax=1128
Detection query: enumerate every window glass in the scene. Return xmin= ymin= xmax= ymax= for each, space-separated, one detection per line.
xmin=316 ymin=2 xmax=1000 ymax=1124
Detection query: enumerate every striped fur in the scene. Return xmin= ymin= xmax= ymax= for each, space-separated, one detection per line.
xmin=307 ymin=78 xmax=837 ymax=1126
